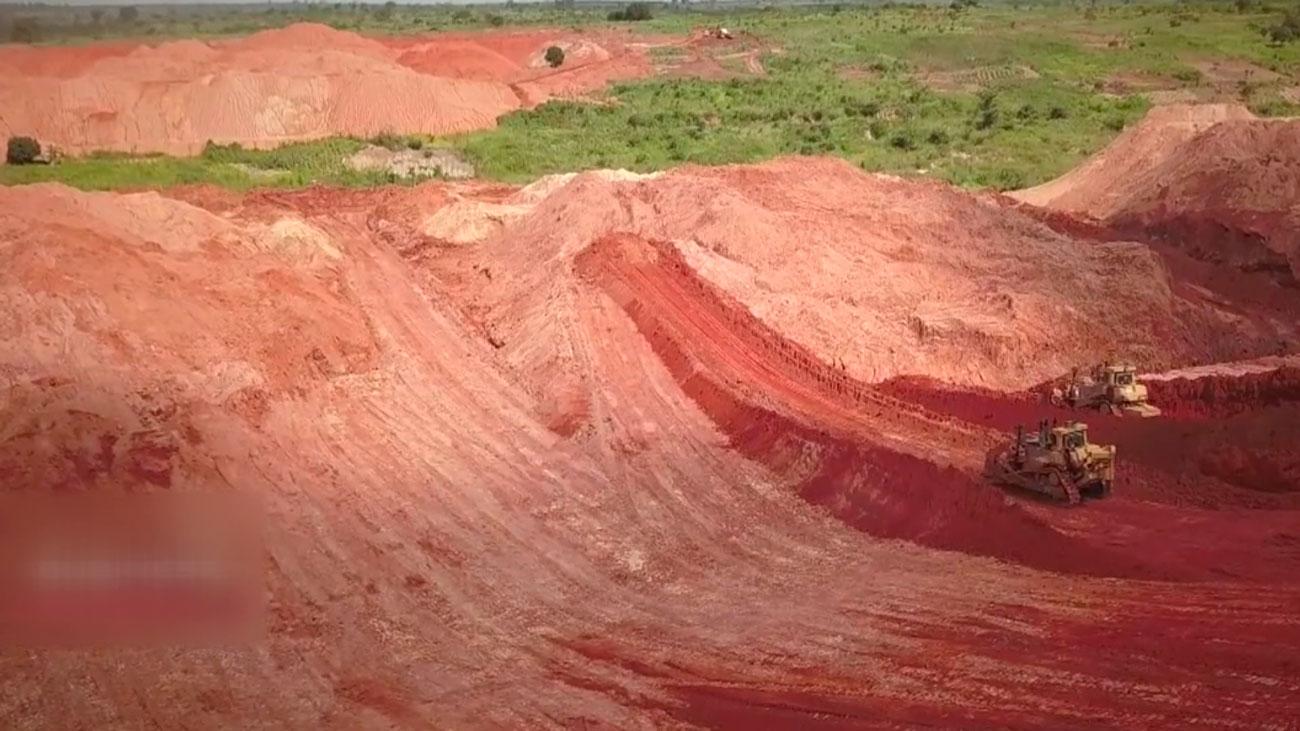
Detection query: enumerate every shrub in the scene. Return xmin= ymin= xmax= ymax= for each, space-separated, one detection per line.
xmin=889 ymin=132 xmax=915 ymax=150
xmin=609 ymin=3 xmax=653 ymax=21
xmin=486 ymin=13 xmax=505 ymax=28
xmin=990 ymin=168 xmax=1025 ymax=190
xmin=118 ymin=6 xmax=139 ymax=23
xmin=1103 ymin=116 xmax=1126 ymax=132
xmin=1172 ymin=67 xmax=1202 ymax=83
xmin=545 ymin=46 xmax=565 ymax=68
xmin=1263 ymin=8 xmax=1300 ymax=44
xmin=973 ymin=90 xmax=999 ymax=130
xmin=6 ymin=136 xmax=41 ymax=165
xmin=9 ymin=16 xmax=39 ymax=43
xmin=625 ymin=2 xmax=654 ymax=21
xmin=371 ymin=131 xmax=403 ymax=151
xmin=1048 ymin=105 xmax=1068 ymax=120
xmin=926 ymin=129 xmax=950 ymax=145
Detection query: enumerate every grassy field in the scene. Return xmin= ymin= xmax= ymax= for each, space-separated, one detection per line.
xmin=3 ymin=1 xmax=1299 ymax=191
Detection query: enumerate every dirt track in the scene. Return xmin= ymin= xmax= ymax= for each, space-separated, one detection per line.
xmin=2 ymin=146 xmax=1299 ymax=727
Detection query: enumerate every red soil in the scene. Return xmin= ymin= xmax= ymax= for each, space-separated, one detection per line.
xmin=1145 ymin=366 xmax=1300 ymax=419
xmin=0 ymin=23 xmax=656 ymax=156
xmin=3 ymin=156 xmax=1299 ymax=727
xmin=576 ymin=233 xmax=1158 ymax=579
xmin=1017 ymin=104 xmax=1300 ymax=283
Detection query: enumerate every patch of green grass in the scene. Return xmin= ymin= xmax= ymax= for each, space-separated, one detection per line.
xmin=453 ymin=65 xmax=1150 ymax=190
xmin=0 ymin=136 xmax=445 ymax=190
xmin=0 ymin=155 xmax=267 ymax=190
xmin=2 ymin=2 xmax=1295 ymax=193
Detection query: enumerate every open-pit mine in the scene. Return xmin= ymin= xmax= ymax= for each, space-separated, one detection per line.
xmin=2 ymin=20 xmax=1299 ymax=731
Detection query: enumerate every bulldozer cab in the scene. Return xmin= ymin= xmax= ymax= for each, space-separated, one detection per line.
xmin=1043 ymin=422 xmax=1088 ymax=452
xmin=1055 ymin=425 xmax=1087 ymax=450
xmin=1096 ymin=363 xmax=1138 ymax=387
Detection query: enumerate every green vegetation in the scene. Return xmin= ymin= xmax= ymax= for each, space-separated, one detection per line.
xmin=1263 ymin=7 xmax=1300 ymax=44
xmin=0 ymin=135 xmax=449 ymax=190
xmin=609 ymin=3 xmax=655 ymax=23
xmin=3 ymin=1 xmax=1298 ymax=193
xmin=545 ymin=45 xmax=565 ymax=68
xmin=6 ymin=137 xmax=40 ymax=165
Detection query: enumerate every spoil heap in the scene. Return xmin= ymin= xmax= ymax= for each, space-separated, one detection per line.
xmin=2 ymin=157 xmax=1298 ymax=728
xmin=0 ymin=24 xmax=651 ymax=156
xmin=1016 ymin=103 xmax=1300 ymax=283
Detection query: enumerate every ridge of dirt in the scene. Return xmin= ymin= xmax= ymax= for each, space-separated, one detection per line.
xmin=1015 ymin=103 xmax=1300 ymax=283
xmin=0 ymin=23 xmax=656 ymax=156
xmin=401 ymin=156 xmax=1298 ymax=394
xmin=1013 ymin=103 xmax=1258 ymax=215
xmin=3 ymin=156 xmax=1300 ymax=727
xmin=575 ymin=232 xmax=1162 ymax=579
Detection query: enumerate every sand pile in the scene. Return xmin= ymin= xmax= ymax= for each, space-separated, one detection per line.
xmin=413 ymin=157 xmax=1297 ymax=391
xmin=0 ymin=24 xmax=651 ymax=156
xmin=3 ymin=166 xmax=1300 ymax=727
xmin=1017 ymin=104 xmax=1300 ymax=282
xmin=1014 ymin=103 xmax=1256 ymax=216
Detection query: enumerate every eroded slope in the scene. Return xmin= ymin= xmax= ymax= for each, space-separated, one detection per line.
xmin=0 ymin=24 xmax=653 ymax=156
xmin=1016 ymin=104 xmax=1300 ymax=283
xmin=2 ymin=162 xmax=1299 ymax=729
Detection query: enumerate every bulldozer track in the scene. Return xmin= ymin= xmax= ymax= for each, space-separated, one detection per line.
xmin=1051 ymin=468 xmax=1083 ymax=506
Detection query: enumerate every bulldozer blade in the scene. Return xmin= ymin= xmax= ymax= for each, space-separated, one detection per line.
xmin=1122 ymin=403 xmax=1162 ymax=418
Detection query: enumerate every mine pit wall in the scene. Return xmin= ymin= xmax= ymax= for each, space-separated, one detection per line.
xmin=1008 ymin=196 xmax=1300 ymax=368
xmin=1144 ymin=366 xmax=1300 ymax=419
xmin=575 ymin=233 xmax=1160 ymax=579
xmin=1110 ymin=212 xmax=1299 ymax=287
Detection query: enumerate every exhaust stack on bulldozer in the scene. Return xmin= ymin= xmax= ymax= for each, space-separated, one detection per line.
xmin=984 ymin=420 xmax=1116 ymax=506
xmin=1054 ymin=363 xmax=1161 ymax=418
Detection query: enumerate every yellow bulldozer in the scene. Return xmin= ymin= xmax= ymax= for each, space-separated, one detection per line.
xmin=984 ymin=420 xmax=1116 ymax=506
xmin=1053 ymin=363 xmax=1161 ymax=417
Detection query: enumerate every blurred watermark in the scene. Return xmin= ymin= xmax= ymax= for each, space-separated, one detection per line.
xmin=0 ymin=491 xmax=263 ymax=648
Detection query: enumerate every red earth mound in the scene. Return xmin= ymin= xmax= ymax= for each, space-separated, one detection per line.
xmin=1016 ymin=103 xmax=1300 ymax=284
xmin=395 ymin=157 xmax=1297 ymax=392
xmin=0 ymin=23 xmax=656 ymax=156
xmin=3 ymin=158 xmax=1300 ymax=727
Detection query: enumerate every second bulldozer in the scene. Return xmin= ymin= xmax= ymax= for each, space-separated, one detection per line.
xmin=984 ymin=420 xmax=1116 ymax=506
xmin=1055 ymin=363 xmax=1161 ymax=417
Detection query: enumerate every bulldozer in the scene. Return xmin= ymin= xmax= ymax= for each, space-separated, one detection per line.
xmin=1053 ymin=363 xmax=1161 ymax=418
xmin=984 ymin=420 xmax=1116 ymax=506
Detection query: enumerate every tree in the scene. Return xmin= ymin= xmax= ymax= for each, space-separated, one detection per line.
xmin=6 ymin=137 xmax=41 ymax=165
xmin=545 ymin=46 xmax=565 ymax=68
xmin=974 ymin=90 xmax=999 ymax=130
xmin=118 ymin=6 xmax=139 ymax=23
xmin=9 ymin=17 xmax=39 ymax=43
xmin=1263 ymin=8 xmax=1300 ymax=44
xmin=91 ymin=9 xmax=105 ymax=25
xmin=610 ymin=2 xmax=654 ymax=21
